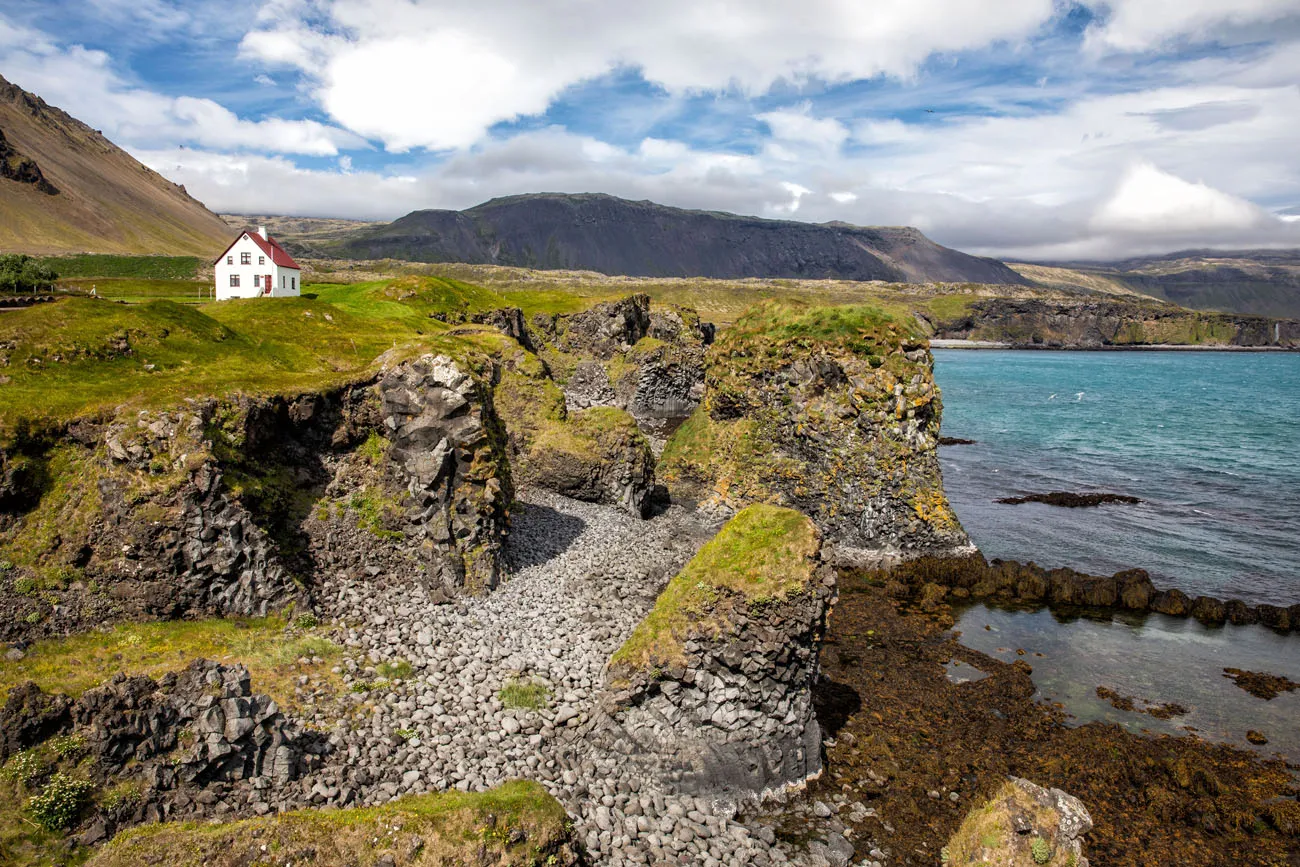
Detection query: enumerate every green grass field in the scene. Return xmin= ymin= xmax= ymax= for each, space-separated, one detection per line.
xmin=0 ymin=277 xmax=537 ymax=441
xmin=0 ymin=616 xmax=341 ymax=712
xmin=39 ymin=255 xmax=203 ymax=281
xmin=55 ymin=277 xmax=213 ymax=304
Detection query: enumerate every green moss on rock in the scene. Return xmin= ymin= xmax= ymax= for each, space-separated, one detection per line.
xmin=85 ymin=781 xmax=577 ymax=867
xmin=611 ymin=504 xmax=820 ymax=671
xmin=659 ymin=300 xmax=968 ymax=559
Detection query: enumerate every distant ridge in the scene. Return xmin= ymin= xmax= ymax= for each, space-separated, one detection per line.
xmin=1010 ymin=249 xmax=1300 ymax=318
xmin=313 ymin=192 xmax=1029 ymax=285
xmin=0 ymin=74 xmax=230 ymax=256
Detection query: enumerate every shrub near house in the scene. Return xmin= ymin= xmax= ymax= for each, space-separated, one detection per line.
xmin=0 ymin=255 xmax=57 ymax=294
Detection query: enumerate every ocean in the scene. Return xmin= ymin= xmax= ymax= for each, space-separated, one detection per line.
xmin=931 ymin=349 xmax=1300 ymax=758
xmin=932 ymin=349 xmax=1300 ymax=606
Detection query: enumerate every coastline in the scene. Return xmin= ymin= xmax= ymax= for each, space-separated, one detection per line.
xmin=930 ymin=338 xmax=1298 ymax=351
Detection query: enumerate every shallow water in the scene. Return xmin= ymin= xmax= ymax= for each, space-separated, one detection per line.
xmin=933 ymin=350 xmax=1300 ymax=606
xmin=952 ymin=603 xmax=1300 ymax=760
xmin=932 ymin=350 xmax=1300 ymax=759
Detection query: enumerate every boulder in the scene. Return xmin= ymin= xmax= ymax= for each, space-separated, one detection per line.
xmin=1190 ymin=595 xmax=1227 ymax=626
xmin=1115 ymin=569 xmax=1156 ymax=610
xmin=0 ymin=680 xmax=72 ymax=763
xmin=1256 ymin=604 xmax=1291 ymax=632
xmin=1150 ymin=589 xmax=1191 ymax=617
xmin=945 ymin=777 xmax=1093 ymax=867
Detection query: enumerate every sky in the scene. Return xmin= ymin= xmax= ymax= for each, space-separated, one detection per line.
xmin=2 ymin=0 xmax=1299 ymax=261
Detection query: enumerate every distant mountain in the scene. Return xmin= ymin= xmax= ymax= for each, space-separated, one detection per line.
xmin=1010 ymin=250 xmax=1300 ymax=318
xmin=312 ymin=193 xmax=1028 ymax=285
xmin=0 ymin=74 xmax=230 ymax=256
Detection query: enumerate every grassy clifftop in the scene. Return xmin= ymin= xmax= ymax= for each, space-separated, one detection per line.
xmin=611 ymin=504 xmax=820 ymax=671
xmin=0 ymin=277 xmax=548 ymax=441
xmin=86 ymin=781 xmax=576 ymax=867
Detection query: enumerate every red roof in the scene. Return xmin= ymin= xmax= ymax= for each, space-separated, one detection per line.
xmin=213 ymin=230 xmax=301 ymax=270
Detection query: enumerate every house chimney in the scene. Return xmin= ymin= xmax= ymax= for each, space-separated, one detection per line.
xmin=257 ymin=225 xmax=268 ymax=240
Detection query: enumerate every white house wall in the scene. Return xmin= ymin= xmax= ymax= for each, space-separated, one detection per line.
xmin=214 ymin=234 xmax=302 ymax=300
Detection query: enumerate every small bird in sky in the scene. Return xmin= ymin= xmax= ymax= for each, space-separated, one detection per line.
xmin=925 ymin=109 xmax=936 ymax=113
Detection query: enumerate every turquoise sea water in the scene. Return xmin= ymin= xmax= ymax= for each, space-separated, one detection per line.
xmin=933 ymin=350 xmax=1300 ymax=606
xmin=932 ymin=350 xmax=1300 ymax=758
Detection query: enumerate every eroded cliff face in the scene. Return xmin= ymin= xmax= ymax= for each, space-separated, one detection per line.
xmin=0 ymin=353 xmax=513 ymax=639
xmin=930 ymin=297 xmax=1300 ymax=348
xmin=531 ymin=293 xmax=713 ymax=436
xmin=493 ymin=294 xmax=712 ymax=516
xmin=660 ymin=301 xmax=974 ymax=566
xmin=599 ymin=506 xmax=835 ymax=804
xmin=0 ymin=659 xmax=321 ymax=842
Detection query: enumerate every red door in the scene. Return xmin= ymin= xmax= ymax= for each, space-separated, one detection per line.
xmin=263 ymin=275 xmax=272 ymax=295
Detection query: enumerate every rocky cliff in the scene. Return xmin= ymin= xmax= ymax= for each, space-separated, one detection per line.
xmin=660 ymin=301 xmax=974 ymax=564
xmin=600 ymin=505 xmax=835 ymax=803
xmin=316 ymin=192 xmax=1029 ymax=285
xmin=0 ymin=352 xmax=514 ymax=640
xmin=0 ymin=660 xmax=320 ymax=841
xmin=929 ymin=297 xmax=1300 ymax=348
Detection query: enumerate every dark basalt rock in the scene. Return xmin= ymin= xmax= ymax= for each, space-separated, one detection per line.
xmin=939 ymin=437 xmax=977 ymax=446
xmin=0 ymin=680 xmax=72 ymax=763
xmin=0 ymin=127 xmax=58 ymax=195
xmin=600 ymin=520 xmax=836 ymax=804
xmin=1115 ymin=569 xmax=1157 ymax=609
xmin=1190 ymin=595 xmax=1227 ymax=626
xmin=996 ymin=491 xmax=1141 ymax=507
xmin=0 ymin=661 xmax=321 ymax=848
xmin=867 ymin=554 xmax=1298 ymax=633
xmin=548 ymin=294 xmax=714 ymax=430
xmin=1150 ymin=589 xmax=1191 ymax=617
xmin=378 ymin=354 xmax=512 ymax=594
xmin=1255 ymin=604 xmax=1291 ymax=632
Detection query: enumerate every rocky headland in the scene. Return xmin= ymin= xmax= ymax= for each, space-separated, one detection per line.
xmin=0 ymin=280 xmax=1295 ymax=867
xmin=926 ymin=296 xmax=1300 ymax=349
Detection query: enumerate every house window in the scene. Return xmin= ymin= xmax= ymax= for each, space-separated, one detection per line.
xmin=226 ymin=255 xmax=233 ymax=265
xmin=230 ymin=275 xmax=241 ymax=287
xmin=241 ymin=252 xmax=252 ymax=265
xmin=292 ymin=277 xmax=296 ymax=290
xmin=282 ymin=275 xmax=286 ymax=288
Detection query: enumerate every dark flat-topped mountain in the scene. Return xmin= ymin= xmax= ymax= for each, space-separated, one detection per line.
xmin=0 ymin=74 xmax=230 ymax=255
xmin=316 ymin=193 xmax=1028 ymax=284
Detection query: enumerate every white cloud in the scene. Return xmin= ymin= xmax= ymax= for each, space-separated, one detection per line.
xmin=0 ymin=16 xmax=364 ymax=157
xmin=243 ymin=0 xmax=1062 ymax=152
xmin=1091 ymin=162 xmax=1268 ymax=234
xmin=1084 ymin=0 xmax=1300 ymax=52
xmin=757 ymin=104 xmax=850 ymax=151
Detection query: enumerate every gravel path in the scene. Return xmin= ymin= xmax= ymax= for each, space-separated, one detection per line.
xmin=309 ymin=491 xmax=836 ymax=865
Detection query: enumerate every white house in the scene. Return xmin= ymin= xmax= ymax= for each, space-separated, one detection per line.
xmin=213 ymin=226 xmax=302 ymax=300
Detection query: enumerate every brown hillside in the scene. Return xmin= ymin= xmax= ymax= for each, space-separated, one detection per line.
xmin=0 ymin=74 xmax=230 ymax=256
